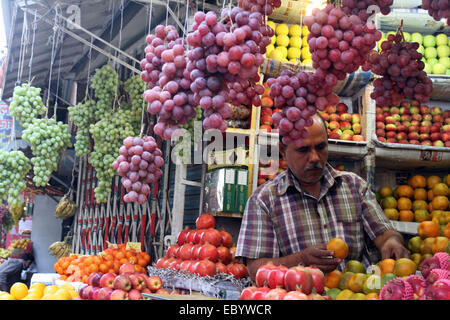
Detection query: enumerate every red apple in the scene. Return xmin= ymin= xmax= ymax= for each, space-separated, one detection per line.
xmin=419 ymin=126 xmax=430 ymax=134
xmin=421 ymin=120 xmax=432 ymax=128
xmin=400 ymin=114 xmax=411 ymax=122
xmin=419 ymin=133 xmax=430 ymax=141
xmin=327 ymin=105 xmax=337 ymax=113
xmin=409 ymin=140 xmax=420 ymax=145
xmin=328 ymin=120 xmax=340 ymax=130
xmin=387 ymin=138 xmax=397 ymax=143
xmin=97 ymin=287 xmax=113 ymax=300
xmin=87 ymin=272 xmax=102 ymax=288
xmin=392 ymin=114 xmax=401 ymax=122
xmin=445 ymin=141 xmax=450 ymax=147
xmin=432 ymin=114 xmax=444 ymax=123
xmin=376 ymin=114 xmax=385 ymax=122
xmin=340 ymin=131 xmax=354 ymax=141
xmin=352 ymin=113 xmax=360 ymax=123
xmin=408 ymin=132 xmax=419 ymax=140
xmin=79 ymin=285 xmax=93 ymax=300
xmin=99 ymin=272 xmax=116 ymax=289
xmin=396 ymin=132 xmax=407 ymax=141
xmin=442 ymin=133 xmax=450 ymax=142
xmin=433 ymin=140 xmax=445 ymax=147
xmin=386 ymin=131 xmax=397 ymax=139
xmin=260 ymin=115 xmax=273 ymax=126
xmin=376 ymin=129 xmax=386 ymax=137
xmin=110 ymin=289 xmax=129 ymax=300
xmin=260 ymin=107 xmax=273 ymax=116
xmin=430 ymin=132 xmax=442 ymax=141
xmin=128 ymin=289 xmax=142 ymax=300
xmin=430 ymin=125 xmax=441 ymax=133
xmin=129 ymin=274 xmax=147 ymax=291
xmin=119 ymin=262 xmax=136 ymax=275
xmin=408 ymin=125 xmax=419 ymax=133
xmin=284 ymin=266 xmax=313 ymax=294
xmin=411 ymin=113 xmax=422 ymax=121
xmin=383 ymin=111 xmax=390 ymax=118
xmin=376 ymin=121 xmax=385 ymax=129
xmin=113 ymin=274 xmax=132 ymax=292
xmin=378 ymin=136 xmax=386 ymax=142
xmin=433 ymin=121 xmax=442 ymax=128
xmin=385 ymin=124 xmax=397 ymax=132
xmin=385 ymin=116 xmax=396 ymax=124
xmin=155 ymin=288 xmax=170 ymax=294
xmin=397 ymin=124 xmax=408 ymax=132
xmin=444 ymin=110 xmax=450 ymax=118
xmin=390 ymin=106 xmax=400 ymax=114
xmin=442 ymin=124 xmax=450 ymax=133
xmin=410 ymin=106 xmax=420 ymax=115
xmin=321 ymin=113 xmax=329 ymax=121
xmin=336 ymin=102 xmax=348 ymax=113
xmin=420 ymin=105 xmax=431 ymax=115
xmin=259 ymin=124 xmax=272 ymax=132
xmin=329 ymin=132 xmax=341 ymax=139
xmin=421 ymin=140 xmax=432 ymax=146
xmin=352 ymin=135 xmax=365 ymax=142
xmin=376 ymin=106 xmax=383 ymax=114
xmin=147 ymin=275 xmax=163 ymax=292
xmin=339 ymin=121 xmax=352 ymax=131
xmin=431 ymin=106 xmax=443 ymax=116
xmin=352 ymin=123 xmax=362 ymax=134
xmin=402 ymin=121 xmax=411 ymax=127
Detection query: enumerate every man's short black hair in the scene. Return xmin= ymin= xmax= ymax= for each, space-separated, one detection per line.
xmin=21 ymin=253 xmax=34 ymax=263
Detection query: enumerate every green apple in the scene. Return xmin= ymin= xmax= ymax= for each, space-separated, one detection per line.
xmin=440 ymin=57 xmax=450 ymax=68
xmin=447 ymin=69 xmax=450 ymax=75
xmin=428 ymin=57 xmax=439 ymax=67
xmin=424 ymin=35 xmax=436 ymax=48
xmin=411 ymin=32 xmax=423 ymax=45
xmin=380 ymin=273 xmax=397 ymax=288
xmin=424 ymin=63 xmax=433 ymax=74
xmin=425 ymin=47 xmax=438 ymax=59
xmin=326 ymin=288 xmax=341 ymax=300
xmin=433 ymin=63 xmax=446 ymax=74
xmin=417 ymin=45 xmax=425 ymax=55
xmin=437 ymin=45 xmax=450 ymax=58
xmin=363 ymin=274 xmax=381 ymax=294
xmin=403 ymin=32 xmax=411 ymax=42
xmin=436 ymin=33 xmax=448 ymax=46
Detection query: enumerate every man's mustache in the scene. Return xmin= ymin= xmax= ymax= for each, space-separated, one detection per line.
xmin=305 ymin=163 xmax=324 ymax=171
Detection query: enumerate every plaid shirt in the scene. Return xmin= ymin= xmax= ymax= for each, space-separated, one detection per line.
xmin=236 ymin=163 xmax=393 ymax=269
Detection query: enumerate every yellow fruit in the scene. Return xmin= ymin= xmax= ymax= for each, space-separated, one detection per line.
xmin=381 ymin=196 xmax=397 ymax=209
xmin=301 ymin=25 xmax=309 ymax=37
xmin=270 ymin=35 xmax=276 ymax=45
xmin=10 ymin=282 xmax=28 ymax=300
xmin=265 ymin=44 xmax=275 ymax=58
xmin=397 ymin=185 xmax=414 ymax=198
xmin=302 ymin=36 xmax=309 ymax=48
xmin=433 ymin=183 xmax=449 ymax=197
xmin=54 ymin=288 xmax=72 ymax=300
xmin=275 ymin=46 xmax=287 ymax=58
xmin=43 ymin=285 xmax=59 ymax=296
xmin=23 ymin=292 xmax=42 ymax=300
xmin=276 ymin=34 xmax=290 ymax=47
xmin=289 ymin=58 xmax=299 ymax=63
xmin=68 ymin=289 xmax=79 ymax=299
xmin=379 ymin=186 xmax=394 ymax=198
xmin=275 ymin=23 xmax=289 ymax=35
xmin=393 ymin=258 xmax=417 ymax=277
xmin=432 ymin=196 xmax=449 ymax=210
xmin=397 ymin=197 xmax=412 ymax=210
xmin=384 ymin=208 xmax=399 ymax=220
xmin=414 ymin=188 xmax=428 ymax=201
xmin=336 ymin=289 xmax=354 ymax=300
xmin=267 ymin=21 xmax=276 ymax=31
xmin=289 ymin=25 xmax=301 ymax=37
xmin=302 ymin=58 xmax=313 ymax=66
xmin=301 ymin=47 xmax=311 ymax=60
xmin=289 ymin=37 xmax=301 ymax=48
xmin=269 ymin=48 xmax=284 ymax=60
xmin=287 ymin=47 xmax=301 ymax=59
xmin=413 ymin=200 xmax=428 ymax=211
xmin=427 ymin=175 xmax=442 ymax=189
xmin=0 ymin=293 xmax=15 ymax=300
xmin=30 ymin=282 xmax=46 ymax=292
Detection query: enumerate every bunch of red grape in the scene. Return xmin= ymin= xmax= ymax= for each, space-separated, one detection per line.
xmin=363 ymin=32 xmax=433 ymax=107
xmin=267 ymin=70 xmax=339 ymax=147
xmin=304 ymin=4 xmax=382 ymax=84
xmin=341 ymin=0 xmax=393 ymax=22
xmin=112 ymin=136 xmax=164 ymax=204
xmin=237 ymin=0 xmax=282 ymax=16
xmin=422 ymin=0 xmax=450 ymax=24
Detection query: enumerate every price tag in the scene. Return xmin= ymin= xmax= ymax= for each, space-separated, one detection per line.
xmin=126 ymin=242 xmax=141 ymax=252
xmin=106 ymin=241 xmax=118 ymax=249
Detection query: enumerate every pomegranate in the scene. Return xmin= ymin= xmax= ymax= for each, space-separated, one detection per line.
xmin=216 ymin=246 xmax=231 ymax=264
xmin=179 ymin=243 xmax=194 ymax=260
xmin=240 ymin=286 xmax=257 ymax=300
xmin=252 ymin=287 xmax=270 ymax=300
xmin=265 ymin=288 xmax=288 ymax=300
xmin=228 ymin=263 xmax=249 ymax=279
xmin=405 ymin=275 xmax=427 ymax=300
xmin=166 ymin=244 xmax=179 ymax=258
xmin=220 ymin=229 xmax=233 ymax=248
xmin=215 ymin=261 xmax=228 ymax=274
xmin=283 ymin=290 xmax=309 ymax=300
xmin=185 ymin=229 xmax=197 ymax=244
xmin=191 ymin=244 xmax=203 ymax=260
xmin=198 ymin=243 xmax=219 ymax=262
xmin=201 ymin=228 xmax=222 ymax=247
xmin=196 ymin=213 xmax=216 ymax=229
xmin=283 ymin=266 xmax=313 ymax=294
xmin=426 ymin=279 xmax=450 ymax=300
xmin=267 ymin=265 xmax=288 ymax=289
xmin=193 ymin=229 xmax=205 ymax=244
xmin=420 ymin=256 xmax=441 ymax=279
xmin=194 ymin=260 xmax=217 ymax=277
xmin=255 ymin=262 xmax=276 ymax=287
xmin=380 ymin=278 xmax=412 ymax=300
xmin=155 ymin=257 xmax=168 ymax=269
xmin=305 ymin=267 xmax=325 ymax=294
xmin=177 ymin=227 xmax=190 ymax=246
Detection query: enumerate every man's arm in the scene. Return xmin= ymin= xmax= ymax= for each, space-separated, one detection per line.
xmin=374 ymin=229 xmax=410 ymax=260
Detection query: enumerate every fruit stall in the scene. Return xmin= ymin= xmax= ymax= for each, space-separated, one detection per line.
xmin=0 ymin=0 xmax=448 ymax=304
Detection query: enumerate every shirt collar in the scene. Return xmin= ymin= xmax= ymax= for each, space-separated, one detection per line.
xmin=277 ymin=163 xmax=342 ymax=197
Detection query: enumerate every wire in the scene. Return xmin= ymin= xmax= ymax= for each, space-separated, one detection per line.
xmin=28 ymin=9 xmax=38 ymax=82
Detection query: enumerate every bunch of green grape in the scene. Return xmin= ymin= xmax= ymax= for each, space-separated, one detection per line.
xmin=89 ymin=108 xmax=135 ymax=202
xmin=123 ymin=75 xmax=146 ymax=134
xmin=68 ymin=100 xmax=96 ymax=156
xmin=9 ymin=83 xmax=47 ymax=128
xmin=91 ymin=64 xmax=119 ymax=121
xmin=0 ymin=150 xmax=31 ymax=207
xmin=22 ymin=118 xmax=72 ymax=187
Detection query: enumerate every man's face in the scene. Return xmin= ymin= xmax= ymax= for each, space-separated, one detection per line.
xmin=280 ymin=116 xmax=328 ymax=186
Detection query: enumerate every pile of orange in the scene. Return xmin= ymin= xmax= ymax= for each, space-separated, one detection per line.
xmin=54 ymin=243 xmax=151 ymax=283
xmin=377 ymin=174 xmax=450 ymax=228
xmin=0 ymin=282 xmax=79 ymax=300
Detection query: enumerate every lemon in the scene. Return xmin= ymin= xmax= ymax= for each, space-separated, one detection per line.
xmin=276 ymin=34 xmax=290 ymax=47
xmin=289 ymin=24 xmax=301 ymax=37
xmin=270 ymin=35 xmax=276 ymax=45
xmin=267 ymin=21 xmax=276 ymax=31
xmin=289 ymin=58 xmax=300 ymax=63
xmin=303 ymin=58 xmax=313 ymax=66
xmin=302 ymin=25 xmax=310 ymax=37
xmin=275 ymin=46 xmax=288 ymax=58
xmin=301 ymin=47 xmax=311 ymax=60
xmin=289 ymin=37 xmax=301 ymax=48
xmin=269 ymin=48 xmax=285 ymax=60
xmin=275 ymin=23 xmax=289 ymax=35
xmin=288 ymin=47 xmax=301 ymax=59
xmin=302 ymin=36 xmax=309 ymax=48
xmin=266 ymin=44 xmax=275 ymax=57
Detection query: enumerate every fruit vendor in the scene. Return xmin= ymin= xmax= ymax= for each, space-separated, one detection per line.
xmin=0 ymin=253 xmax=35 ymax=291
xmin=236 ymin=113 xmax=410 ymax=281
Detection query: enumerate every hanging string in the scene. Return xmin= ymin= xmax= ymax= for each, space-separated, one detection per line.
xmin=165 ymin=0 xmax=170 ymax=27
xmin=16 ymin=9 xmax=28 ymax=84
xmin=53 ymin=32 xmax=64 ymax=119
xmin=28 ymin=9 xmax=37 ymax=82
xmin=108 ymin=0 xmax=116 ymax=65
xmin=46 ymin=7 xmax=60 ymax=111
xmin=147 ymin=0 xmax=154 ymax=34
xmin=85 ymin=36 xmax=93 ymax=99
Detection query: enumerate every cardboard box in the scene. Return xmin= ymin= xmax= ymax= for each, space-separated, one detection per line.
xmin=235 ymin=169 xmax=249 ymax=213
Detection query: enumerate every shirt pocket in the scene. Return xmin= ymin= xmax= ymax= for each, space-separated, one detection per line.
xmin=336 ymin=213 xmax=363 ymax=260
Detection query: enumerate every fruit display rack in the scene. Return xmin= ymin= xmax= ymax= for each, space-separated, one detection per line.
xmin=146 ymin=266 xmax=251 ymax=300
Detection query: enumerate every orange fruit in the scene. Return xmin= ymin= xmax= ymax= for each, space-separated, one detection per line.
xmin=414 ymin=209 xmax=431 ymax=222
xmin=365 ymin=292 xmax=379 ymax=300
xmin=418 ymin=221 xmax=441 ymax=239
xmin=412 ymin=200 xmax=428 ymax=211
xmin=327 ymin=238 xmax=349 ymax=259
xmin=99 ymin=263 xmax=109 ymax=273
xmin=427 ymin=175 xmax=442 ymax=189
xmin=414 ymin=188 xmax=428 ymax=201
xmin=420 ymin=237 xmax=436 ymax=255
xmin=384 ymin=208 xmax=399 ymax=220
xmin=324 ymin=269 xmax=343 ymax=289
xmin=379 ymin=186 xmax=393 ymax=198
xmin=444 ymin=223 xmax=450 ymax=238
xmin=433 ymin=183 xmax=449 ymax=197
xmin=408 ymin=175 xmax=427 ymax=189
xmin=431 ymin=196 xmax=449 ymax=210
xmin=10 ymin=282 xmax=28 ymax=300
xmin=338 ymin=272 xmax=355 ymax=290
xmin=432 ymin=237 xmax=449 ymax=254
xmin=444 ymin=174 xmax=450 ymax=187
xmin=381 ymin=196 xmax=397 ymax=209
xmin=399 ymin=210 xmax=414 ymax=222
xmin=347 ymin=273 xmax=369 ymax=293
xmin=378 ymin=258 xmax=395 ymax=275
xmin=393 ymin=258 xmax=417 ymax=277
xmin=428 ymin=189 xmax=435 ymax=201
xmin=397 ymin=185 xmax=414 ymax=198
xmin=397 ymin=197 xmax=412 ymax=210
xmin=410 ymin=253 xmax=422 ymax=266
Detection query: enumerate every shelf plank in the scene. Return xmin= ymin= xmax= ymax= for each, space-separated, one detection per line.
xmin=390 ymin=221 xmax=419 ymax=235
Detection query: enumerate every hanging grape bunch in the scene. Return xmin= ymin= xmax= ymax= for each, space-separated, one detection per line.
xmin=362 ymin=29 xmax=433 ymax=107
xmin=422 ymin=0 xmax=450 ymax=25
xmin=112 ymin=136 xmax=164 ymax=204
xmin=123 ymin=75 xmax=146 ymax=128
xmin=303 ymin=4 xmax=382 ymax=84
xmin=341 ymin=0 xmax=393 ymax=22
xmin=267 ymin=70 xmax=339 ymax=147
xmin=22 ymin=118 xmax=72 ymax=187
xmin=237 ymin=0 xmax=282 ymax=16
xmin=68 ymin=100 xmax=96 ymax=156
xmin=89 ymin=109 xmax=136 ymax=203
xmin=9 ymin=83 xmax=47 ymax=128
xmin=0 ymin=150 xmax=31 ymax=207
xmin=91 ymin=64 xmax=120 ymax=122
xmin=0 ymin=205 xmax=14 ymax=233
